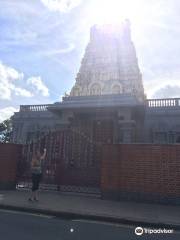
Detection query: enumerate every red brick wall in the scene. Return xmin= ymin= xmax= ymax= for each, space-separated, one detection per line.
xmin=101 ymin=144 xmax=180 ymax=204
xmin=0 ymin=143 xmax=22 ymax=189
xmin=57 ymin=166 xmax=100 ymax=187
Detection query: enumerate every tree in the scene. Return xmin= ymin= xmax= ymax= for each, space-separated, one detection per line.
xmin=0 ymin=118 xmax=12 ymax=143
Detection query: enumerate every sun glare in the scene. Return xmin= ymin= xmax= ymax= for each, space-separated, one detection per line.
xmin=90 ymin=0 xmax=144 ymax=25
xmin=82 ymin=0 xmax=162 ymax=42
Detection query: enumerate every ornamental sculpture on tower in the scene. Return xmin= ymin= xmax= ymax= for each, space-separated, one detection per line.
xmin=70 ymin=19 xmax=145 ymax=102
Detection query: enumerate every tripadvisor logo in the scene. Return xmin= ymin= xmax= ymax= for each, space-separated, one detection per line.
xmin=135 ymin=226 xmax=174 ymax=235
xmin=135 ymin=227 xmax=143 ymax=236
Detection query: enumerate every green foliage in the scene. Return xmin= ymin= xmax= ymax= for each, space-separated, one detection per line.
xmin=0 ymin=118 xmax=12 ymax=143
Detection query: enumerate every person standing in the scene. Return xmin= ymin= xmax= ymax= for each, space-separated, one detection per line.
xmin=28 ymin=148 xmax=46 ymax=201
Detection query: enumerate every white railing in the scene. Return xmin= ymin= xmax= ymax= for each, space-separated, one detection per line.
xmin=147 ymin=98 xmax=180 ymax=107
xmin=19 ymin=98 xmax=180 ymax=112
xmin=20 ymin=104 xmax=52 ymax=112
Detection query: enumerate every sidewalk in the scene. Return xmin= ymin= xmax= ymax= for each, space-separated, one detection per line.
xmin=0 ymin=190 xmax=180 ymax=229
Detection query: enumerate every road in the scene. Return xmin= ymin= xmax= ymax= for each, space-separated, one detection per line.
xmin=0 ymin=209 xmax=179 ymax=240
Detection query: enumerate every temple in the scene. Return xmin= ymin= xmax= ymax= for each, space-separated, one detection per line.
xmin=12 ymin=20 xmax=180 ymax=145
xmin=71 ymin=21 xmax=144 ymax=101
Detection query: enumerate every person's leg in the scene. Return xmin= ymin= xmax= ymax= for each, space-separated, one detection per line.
xmin=30 ymin=191 xmax=35 ymax=200
xmin=34 ymin=190 xmax=38 ymax=200
xmin=34 ymin=174 xmax=41 ymax=201
xmin=29 ymin=174 xmax=36 ymax=201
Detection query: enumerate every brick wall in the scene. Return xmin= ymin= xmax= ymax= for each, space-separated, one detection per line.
xmin=101 ymin=144 xmax=180 ymax=204
xmin=57 ymin=166 xmax=100 ymax=188
xmin=0 ymin=143 xmax=22 ymax=189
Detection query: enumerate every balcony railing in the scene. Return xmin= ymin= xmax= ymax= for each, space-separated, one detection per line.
xmin=147 ymin=98 xmax=180 ymax=107
xmin=20 ymin=104 xmax=52 ymax=112
xmin=19 ymin=98 xmax=180 ymax=112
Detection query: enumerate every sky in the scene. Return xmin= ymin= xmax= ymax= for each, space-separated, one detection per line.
xmin=0 ymin=0 xmax=180 ymax=122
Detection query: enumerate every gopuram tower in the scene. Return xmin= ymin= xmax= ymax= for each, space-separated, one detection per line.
xmin=70 ymin=20 xmax=145 ymax=102
xmin=50 ymin=20 xmax=145 ymax=144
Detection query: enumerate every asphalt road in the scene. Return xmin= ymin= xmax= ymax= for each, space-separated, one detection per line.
xmin=0 ymin=209 xmax=179 ymax=240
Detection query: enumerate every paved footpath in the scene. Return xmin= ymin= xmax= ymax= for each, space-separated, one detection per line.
xmin=0 ymin=190 xmax=179 ymax=229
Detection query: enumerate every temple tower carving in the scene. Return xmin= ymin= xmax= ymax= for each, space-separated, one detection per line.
xmin=70 ymin=20 xmax=145 ymax=102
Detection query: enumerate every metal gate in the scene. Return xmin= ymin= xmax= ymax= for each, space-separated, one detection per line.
xmin=17 ymin=129 xmax=101 ymax=194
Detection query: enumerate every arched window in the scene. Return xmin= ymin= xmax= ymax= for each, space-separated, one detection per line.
xmin=90 ymin=84 xmax=101 ymax=95
xmin=112 ymin=85 xmax=122 ymax=94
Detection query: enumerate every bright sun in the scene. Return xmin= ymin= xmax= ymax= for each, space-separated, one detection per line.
xmin=90 ymin=0 xmax=145 ymax=25
xmin=83 ymin=0 xmax=162 ymax=41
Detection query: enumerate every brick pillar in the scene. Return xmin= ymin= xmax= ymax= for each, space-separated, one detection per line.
xmin=0 ymin=143 xmax=22 ymax=190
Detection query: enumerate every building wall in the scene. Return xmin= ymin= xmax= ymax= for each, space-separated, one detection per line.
xmin=101 ymin=144 xmax=180 ymax=204
xmin=11 ymin=99 xmax=180 ymax=145
xmin=11 ymin=107 xmax=64 ymax=144
xmin=144 ymin=105 xmax=180 ymax=143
